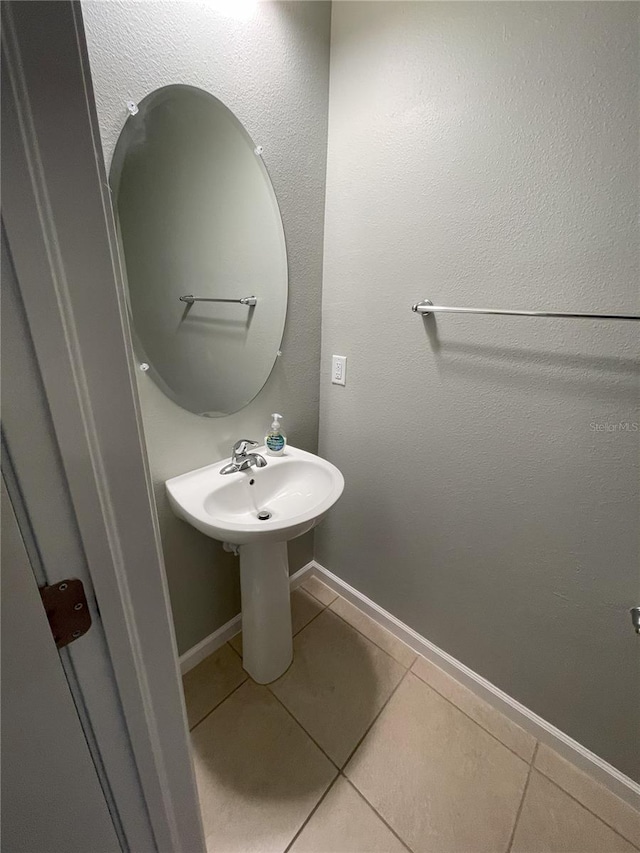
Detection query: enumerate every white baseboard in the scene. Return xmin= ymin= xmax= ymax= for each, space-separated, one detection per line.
xmin=310 ymin=561 xmax=640 ymax=811
xmin=289 ymin=560 xmax=316 ymax=589
xmin=178 ymin=561 xmax=315 ymax=675
xmin=178 ymin=614 xmax=242 ymax=675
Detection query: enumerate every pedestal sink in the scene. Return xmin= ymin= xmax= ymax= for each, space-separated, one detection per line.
xmin=166 ymin=446 xmax=344 ymax=683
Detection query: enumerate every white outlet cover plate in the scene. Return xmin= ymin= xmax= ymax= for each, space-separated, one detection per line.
xmin=332 ymin=355 xmax=347 ymax=386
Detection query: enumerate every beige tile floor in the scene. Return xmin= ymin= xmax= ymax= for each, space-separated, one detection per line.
xmin=184 ymin=574 xmax=640 ymax=853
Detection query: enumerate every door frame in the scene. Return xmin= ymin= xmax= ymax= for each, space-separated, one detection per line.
xmin=1 ymin=3 xmax=206 ymax=851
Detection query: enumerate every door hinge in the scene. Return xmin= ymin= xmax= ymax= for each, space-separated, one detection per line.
xmin=39 ymin=578 xmax=92 ymax=648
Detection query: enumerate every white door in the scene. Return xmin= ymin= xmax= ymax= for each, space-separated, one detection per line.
xmin=1 ymin=480 xmax=121 ymax=853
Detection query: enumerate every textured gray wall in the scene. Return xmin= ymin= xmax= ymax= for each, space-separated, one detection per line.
xmin=83 ymin=1 xmax=331 ymax=654
xmin=317 ymin=2 xmax=639 ymax=780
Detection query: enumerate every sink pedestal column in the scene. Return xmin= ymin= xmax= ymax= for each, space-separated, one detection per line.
xmin=238 ymin=541 xmax=293 ymax=684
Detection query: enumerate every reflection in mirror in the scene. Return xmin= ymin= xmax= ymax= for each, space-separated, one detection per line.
xmin=110 ymin=85 xmax=288 ymax=416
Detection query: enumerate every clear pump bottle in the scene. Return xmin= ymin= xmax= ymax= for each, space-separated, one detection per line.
xmin=265 ymin=413 xmax=286 ymax=456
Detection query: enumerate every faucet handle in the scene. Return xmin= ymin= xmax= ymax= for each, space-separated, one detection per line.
xmin=232 ymin=439 xmax=258 ymax=457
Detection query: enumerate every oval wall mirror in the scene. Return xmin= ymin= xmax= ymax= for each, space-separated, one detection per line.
xmin=110 ymin=85 xmax=288 ymax=416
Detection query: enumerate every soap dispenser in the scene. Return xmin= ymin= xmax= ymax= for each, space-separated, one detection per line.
xmin=265 ymin=413 xmax=286 ymax=456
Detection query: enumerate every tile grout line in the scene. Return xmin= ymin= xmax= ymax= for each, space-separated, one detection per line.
xmin=266 ymin=685 xmax=342 ymax=771
xmin=300 ymin=583 xmax=339 ymax=609
xmin=326 ymin=606 xmax=414 ymax=675
xmin=282 ymin=774 xmax=340 ymax=853
xmin=226 ymin=591 xmax=329 ymax=659
xmin=223 ymin=597 xmax=411 ymax=774
xmin=341 ymin=774 xmax=414 ymax=852
xmin=188 ymin=630 xmax=340 ymax=853
xmin=506 ymin=741 xmax=538 ymax=853
xmin=268 ymin=632 xmax=409 ymax=775
xmin=531 ymin=766 xmax=640 ymax=851
xmin=410 ymin=665 xmax=535 ymax=766
xmin=330 ymin=595 xmax=535 ymax=769
xmin=226 ymin=631 xmax=340 ymax=770
xmin=329 ymin=602 xmax=417 ymax=670
xmin=227 ymin=640 xmax=243 ymax=662
xmin=300 ymin=573 xmax=341 ymax=605
xmin=290 ymin=600 xmax=329 ymax=639
xmin=342 ymin=667 xmax=411 ymax=771
xmin=188 ymin=672 xmax=248 ymax=733
xmin=326 ymin=597 xmax=545 ymax=802
xmin=292 ymin=583 xmax=331 ymax=634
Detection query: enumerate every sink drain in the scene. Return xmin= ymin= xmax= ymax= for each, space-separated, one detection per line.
xmin=257 ymin=510 xmax=272 ymax=521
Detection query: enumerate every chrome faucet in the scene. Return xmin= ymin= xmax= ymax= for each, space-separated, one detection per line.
xmin=220 ymin=439 xmax=267 ymax=475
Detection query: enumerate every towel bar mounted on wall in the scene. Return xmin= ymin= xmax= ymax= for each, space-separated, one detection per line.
xmin=412 ymin=299 xmax=640 ymax=321
xmin=180 ymin=295 xmax=258 ymax=306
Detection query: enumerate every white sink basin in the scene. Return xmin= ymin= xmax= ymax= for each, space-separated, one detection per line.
xmin=166 ymin=445 xmax=344 ymax=684
xmin=166 ymin=445 xmax=344 ymax=546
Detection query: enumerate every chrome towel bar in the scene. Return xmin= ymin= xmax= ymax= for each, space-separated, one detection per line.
xmin=412 ymin=299 xmax=640 ymax=321
xmin=180 ymin=295 xmax=257 ymax=306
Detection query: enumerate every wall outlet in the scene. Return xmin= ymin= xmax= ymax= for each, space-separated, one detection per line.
xmin=332 ymin=355 xmax=347 ymax=386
